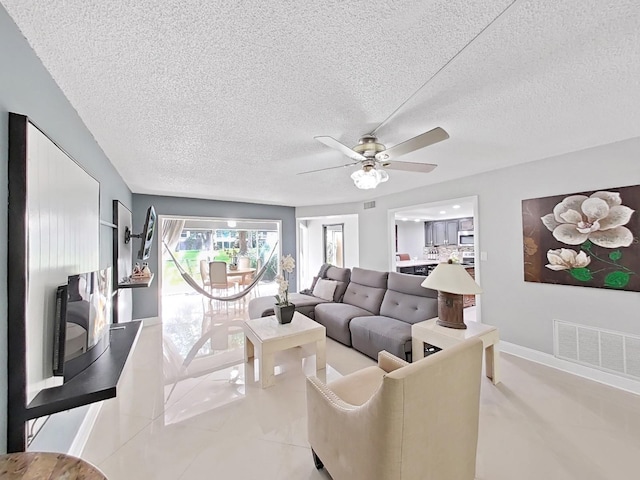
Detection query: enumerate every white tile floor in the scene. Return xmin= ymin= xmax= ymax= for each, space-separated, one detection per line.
xmin=82 ymin=294 xmax=640 ymax=479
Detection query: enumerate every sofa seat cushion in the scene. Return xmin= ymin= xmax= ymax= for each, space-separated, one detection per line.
xmin=247 ymin=293 xmax=329 ymax=320
xmin=349 ymin=316 xmax=413 ymax=360
xmin=327 ymin=366 xmax=386 ymax=406
xmin=314 ymin=303 xmax=374 ymax=346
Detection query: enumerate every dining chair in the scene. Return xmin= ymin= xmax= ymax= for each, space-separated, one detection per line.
xmin=238 ymin=257 xmax=251 ymax=269
xmin=199 ymin=260 xmax=212 ymax=293
xmin=240 ymin=258 xmax=261 ymax=299
xmin=209 ymin=261 xmax=236 ymax=312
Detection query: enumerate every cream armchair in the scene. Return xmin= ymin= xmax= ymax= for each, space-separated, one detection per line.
xmin=306 ymin=338 xmax=483 ymax=480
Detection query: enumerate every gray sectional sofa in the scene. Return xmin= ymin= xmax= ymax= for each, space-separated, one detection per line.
xmin=247 ymin=265 xmax=351 ymax=320
xmin=248 ymin=266 xmax=438 ymax=361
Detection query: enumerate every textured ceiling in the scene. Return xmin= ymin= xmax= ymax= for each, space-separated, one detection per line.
xmin=3 ymin=1 xmax=640 ymax=206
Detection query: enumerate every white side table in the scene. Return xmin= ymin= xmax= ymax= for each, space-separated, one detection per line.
xmin=411 ymin=318 xmax=500 ymax=384
xmin=243 ymin=312 xmax=326 ymax=388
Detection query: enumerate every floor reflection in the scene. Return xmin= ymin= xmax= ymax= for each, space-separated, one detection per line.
xmin=161 ymin=292 xmax=251 ymax=425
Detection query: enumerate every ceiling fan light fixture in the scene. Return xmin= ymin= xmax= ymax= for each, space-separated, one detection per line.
xmin=350 ymin=167 xmax=389 ymax=190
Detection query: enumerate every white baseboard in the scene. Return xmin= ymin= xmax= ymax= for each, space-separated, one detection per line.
xmin=68 ymin=401 xmax=103 ymax=457
xmin=501 ymin=341 xmax=640 ymax=396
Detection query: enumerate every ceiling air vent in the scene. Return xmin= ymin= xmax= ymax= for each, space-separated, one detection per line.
xmin=363 ymin=201 xmax=376 ymax=209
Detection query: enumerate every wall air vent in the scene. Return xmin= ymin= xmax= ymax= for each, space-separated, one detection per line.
xmin=554 ymin=320 xmax=640 ymax=381
xmin=363 ymin=201 xmax=376 ymax=209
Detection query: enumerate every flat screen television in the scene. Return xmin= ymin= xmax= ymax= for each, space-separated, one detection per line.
xmin=53 ymin=267 xmax=113 ymax=381
xmin=133 ymin=205 xmax=157 ymax=260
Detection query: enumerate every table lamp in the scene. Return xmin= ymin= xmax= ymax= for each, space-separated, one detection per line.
xmin=420 ymin=260 xmax=483 ymax=329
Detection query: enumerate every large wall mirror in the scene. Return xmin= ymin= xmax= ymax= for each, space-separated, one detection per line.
xmin=323 ymin=223 xmax=344 ymax=267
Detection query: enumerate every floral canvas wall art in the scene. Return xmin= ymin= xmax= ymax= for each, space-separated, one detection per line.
xmin=522 ymin=185 xmax=639 ymax=291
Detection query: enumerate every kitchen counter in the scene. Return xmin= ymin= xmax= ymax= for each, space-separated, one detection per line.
xmin=396 ymin=260 xmax=475 ymax=275
xmin=396 ymin=259 xmax=440 ymax=276
xmin=396 ymin=259 xmax=440 ymax=268
xmin=396 ymin=260 xmax=475 ymax=268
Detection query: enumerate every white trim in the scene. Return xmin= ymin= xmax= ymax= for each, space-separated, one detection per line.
xmin=137 ymin=316 xmax=161 ymax=327
xmin=157 ymin=214 xmax=284 ymax=317
xmin=387 ymin=195 xmax=482 ymax=323
xmin=69 ymin=401 xmax=103 ymax=457
xmin=501 ymin=341 xmax=640 ymax=396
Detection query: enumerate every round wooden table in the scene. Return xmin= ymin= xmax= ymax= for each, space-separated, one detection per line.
xmin=0 ymin=452 xmax=107 ymax=479
xmin=226 ymin=267 xmax=256 ymax=284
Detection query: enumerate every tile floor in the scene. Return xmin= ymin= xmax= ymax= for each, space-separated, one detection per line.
xmin=81 ymin=293 xmax=640 ymax=479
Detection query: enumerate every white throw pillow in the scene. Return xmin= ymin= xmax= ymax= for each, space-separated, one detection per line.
xmin=312 ymin=278 xmax=338 ymax=301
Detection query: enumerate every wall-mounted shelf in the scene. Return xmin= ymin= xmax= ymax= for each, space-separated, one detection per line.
xmin=118 ymin=273 xmax=154 ymax=289
xmin=24 ymin=321 xmax=142 ymax=420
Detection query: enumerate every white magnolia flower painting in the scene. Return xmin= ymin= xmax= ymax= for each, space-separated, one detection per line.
xmin=522 ymin=186 xmax=639 ymax=291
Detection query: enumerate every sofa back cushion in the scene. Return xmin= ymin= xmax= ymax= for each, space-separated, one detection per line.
xmin=343 ymin=268 xmax=388 ymax=314
xmin=325 ymin=265 xmax=351 ymax=302
xmin=380 ymin=272 xmax=438 ymax=324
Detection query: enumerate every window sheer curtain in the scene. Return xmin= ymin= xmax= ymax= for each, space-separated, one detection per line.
xmin=162 ymin=218 xmax=185 ymax=252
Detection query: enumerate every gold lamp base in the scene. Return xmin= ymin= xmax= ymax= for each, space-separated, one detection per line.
xmin=435 ymin=291 xmax=467 ymax=329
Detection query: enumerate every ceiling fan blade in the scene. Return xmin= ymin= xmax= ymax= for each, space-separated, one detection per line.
xmin=297 ymin=160 xmax=361 ymax=175
xmin=315 ymin=136 xmax=366 ymax=161
xmin=383 ymin=161 xmax=438 ymax=173
xmin=375 ymin=127 xmax=449 ymax=161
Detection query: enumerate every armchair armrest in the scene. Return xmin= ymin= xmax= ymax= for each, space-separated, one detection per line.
xmin=306 ymin=375 xmax=358 ymax=412
xmin=377 ymin=350 xmax=409 ymax=373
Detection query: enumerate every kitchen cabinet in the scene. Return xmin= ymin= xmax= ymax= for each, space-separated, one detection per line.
xmin=446 ymin=221 xmax=458 ymax=246
xmin=459 ymin=217 xmax=474 ymax=231
xmin=433 ymin=221 xmax=446 ymax=246
xmin=424 ymin=222 xmax=433 ymax=246
xmin=427 ymin=220 xmax=459 ymax=246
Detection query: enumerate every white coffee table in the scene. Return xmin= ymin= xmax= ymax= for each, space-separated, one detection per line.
xmin=411 ymin=318 xmax=500 ymax=384
xmin=243 ymin=312 xmax=326 ymax=388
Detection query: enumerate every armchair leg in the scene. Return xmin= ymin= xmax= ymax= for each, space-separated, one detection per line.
xmin=312 ymin=449 xmax=324 ymax=470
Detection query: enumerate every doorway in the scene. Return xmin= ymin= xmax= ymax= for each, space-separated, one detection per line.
xmin=323 ymin=223 xmax=345 ymax=267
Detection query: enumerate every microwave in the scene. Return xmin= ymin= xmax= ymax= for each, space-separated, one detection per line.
xmin=458 ymin=231 xmax=475 ymax=246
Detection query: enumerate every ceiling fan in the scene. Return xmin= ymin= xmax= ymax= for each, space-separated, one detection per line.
xmin=299 ymin=127 xmax=449 ymax=189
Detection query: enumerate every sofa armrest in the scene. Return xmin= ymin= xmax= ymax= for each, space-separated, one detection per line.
xmin=377 ymin=350 xmax=408 ymax=373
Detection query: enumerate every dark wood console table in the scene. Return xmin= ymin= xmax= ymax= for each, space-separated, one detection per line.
xmin=25 ymin=321 xmax=142 ymax=420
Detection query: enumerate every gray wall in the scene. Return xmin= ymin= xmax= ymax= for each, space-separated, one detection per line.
xmin=131 ymin=194 xmax=296 ymax=319
xmin=0 ymin=5 xmax=132 ymax=453
xmin=297 ymin=137 xmax=640 ymax=356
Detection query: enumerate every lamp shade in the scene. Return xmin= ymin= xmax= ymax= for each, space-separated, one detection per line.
xmin=421 ymin=262 xmax=483 ymax=295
